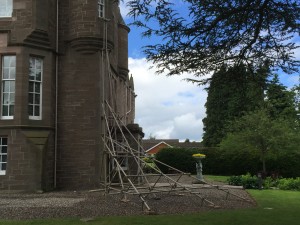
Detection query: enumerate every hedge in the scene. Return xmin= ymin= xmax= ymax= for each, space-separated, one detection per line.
xmin=154 ymin=147 xmax=300 ymax=177
xmin=155 ymin=148 xmax=199 ymax=173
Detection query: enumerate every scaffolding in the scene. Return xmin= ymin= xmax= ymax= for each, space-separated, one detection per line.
xmin=99 ymin=101 xmax=251 ymax=212
xmin=97 ymin=8 xmax=252 ymax=213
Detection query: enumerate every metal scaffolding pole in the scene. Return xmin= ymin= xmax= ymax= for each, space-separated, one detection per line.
xmin=99 ymin=101 xmax=251 ymax=213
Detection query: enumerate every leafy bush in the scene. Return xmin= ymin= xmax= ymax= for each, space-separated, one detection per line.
xmin=143 ymin=157 xmax=153 ymax=163
xmin=241 ymin=173 xmax=260 ymax=189
xmin=278 ymin=178 xmax=300 ymax=191
xmin=143 ymin=162 xmax=157 ymax=173
xmin=142 ymin=157 xmax=158 ymax=173
xmin=263 ymin=177 xmax=280 ymax=189
xmin=228 ymin=174 xmax=300 ymax=190
xmin=228 ymin=173 xmax=260 ymax=189
xmin=227 ymin=175 xmax=243 ymax=186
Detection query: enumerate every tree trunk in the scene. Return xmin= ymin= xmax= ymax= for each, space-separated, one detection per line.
xmin=262 ymin=153 xmax=267 ymax=174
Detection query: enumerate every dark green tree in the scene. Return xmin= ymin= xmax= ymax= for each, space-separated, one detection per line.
xmin=202 ymin=64 xmax=269 ymax=146
xmin=128 ymin=0 xmax=299 ymax=80
xmin=292 ymin=81 xmax=300 ymax=127
xmin=266 ymin=74 xmax=298 ymax=121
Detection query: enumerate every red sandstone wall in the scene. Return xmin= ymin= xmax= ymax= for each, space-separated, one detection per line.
xmin=0 ymin=0 xmax=136 ymax=191
xmin=0 ymin=0 xmax=56 ymax=191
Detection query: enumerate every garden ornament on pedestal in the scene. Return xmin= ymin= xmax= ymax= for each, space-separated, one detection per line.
xmin=192 ymin=153 xmax=206 ymax=184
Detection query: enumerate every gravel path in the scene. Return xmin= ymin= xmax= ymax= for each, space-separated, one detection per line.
xmin=0 ymin=177 xmax=256 ymax=220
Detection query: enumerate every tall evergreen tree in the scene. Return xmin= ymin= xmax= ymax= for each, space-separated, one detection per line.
xmin=266 ymin=74 xmax=297 ymax=120
xmin=292 ymin=82 xmax=300 ymax=127
xmin=202 ymin=64 xmax=269 ymax=147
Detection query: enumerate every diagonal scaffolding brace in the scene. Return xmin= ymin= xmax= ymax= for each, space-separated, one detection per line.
xmin=99 ymin=100 xmax=252 ymax=212
xmin=96 ymin=14 xmax=251 ymax=213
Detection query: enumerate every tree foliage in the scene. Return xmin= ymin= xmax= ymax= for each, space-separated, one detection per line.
xmin=202 ymin=62 xmax=299 ymax=147
xmin=220 ymin=109 xmax=300 ymax=173
xmin=266 ymin=74 xmax=298 ymax=120
xmin=202 ymin=64 xmax=269 ymax=146
xmin=128 ymin=0 xmax=300 ymax=80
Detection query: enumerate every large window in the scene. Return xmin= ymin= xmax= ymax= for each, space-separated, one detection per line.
xmin=98 ymin=0 xmax=105 ymax=18
xmin=0 ymin=0 xmax=13 ymax=18
xmin=1 ymin=55 xmax=15 ymax=119
xmin=0 ymin=137 xmax=8 ymax=175
xmin=28 ymin=57 xmax=43 ymax=120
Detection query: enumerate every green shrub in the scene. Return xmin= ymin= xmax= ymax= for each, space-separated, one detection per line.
xmin=278 ymin=178 xmax=300 ymax=191
xmin=228 ymin=174 xmax=300 ymax=190
xmin=143 ymin=162 xmax=157 ymax=173
xmin=227 ymin=175 xmax=243 ymax=186
xmin=228 ymin=173 xmax=259 ymax=189
xmin=143 ymin=157 xmax=154 ymax=163
xmin=241 ymin=173 xmax=260 ymax=189
xmin=263 ymin=177 xmax=280 ymax=189
xmin=155 ymin=148 xmax=199 ymax=174
xmin=142 ymin=157 xmax=158 ymax=173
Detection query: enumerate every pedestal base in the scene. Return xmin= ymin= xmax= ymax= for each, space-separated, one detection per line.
xmin=192 ymin=180 xmax=206 ymax=184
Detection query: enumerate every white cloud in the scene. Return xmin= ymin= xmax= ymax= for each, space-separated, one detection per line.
xmin=170 ymin=113 xmax=204 ymax=139
xmin=119 ymin=1 xmax=130 ymax=18
xmin=129 ymin=58 xmax=207 ymax=141
xmin=124 ymin=3 xmax=299 ymax=142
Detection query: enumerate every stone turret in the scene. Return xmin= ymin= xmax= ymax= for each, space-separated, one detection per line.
xmin=0 ymin=0 xmax=138 ymax=191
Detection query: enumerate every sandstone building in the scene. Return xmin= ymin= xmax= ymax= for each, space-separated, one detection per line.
xmin=0 ymin=0 xmax=142 ymax=191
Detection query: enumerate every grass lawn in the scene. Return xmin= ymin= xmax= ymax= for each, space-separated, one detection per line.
xmin=204 ymin=175 xmax=230 ymax=183
xmin=1 ymin=190 xmax=299 ymax=225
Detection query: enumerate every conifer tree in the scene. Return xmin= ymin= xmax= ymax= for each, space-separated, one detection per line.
xmin=266 ymin=74 xmax=298 ymax=120
xmin=128 ymin=0 xmax=299 ymax=81
xmin=202 ymin=64 xmax=269 ymax=146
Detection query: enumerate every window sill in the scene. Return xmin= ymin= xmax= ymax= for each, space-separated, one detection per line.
xmin=0 ymin=171 xmax=6 ymax=176
xmin=0 ymin=17 xmax=13 ymax=21
xmin=29 ymin=116 xmax=42 ymax=120
xmin=1 ymin=116 xmax=14 ymax=120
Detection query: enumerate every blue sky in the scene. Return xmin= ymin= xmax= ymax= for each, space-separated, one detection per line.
xmin=120 ymin=1 xmax=300 ymax=141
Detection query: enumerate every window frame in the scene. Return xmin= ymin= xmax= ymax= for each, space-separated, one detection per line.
xmin=98 ymin=0 xmax=105 ymax=18
xmin=0 ymin=0 xmax=13 ymax=18
xmin=0 ymin=137 xmax=8 ymax=176
xmin=28 ymin=56 xmax=43 ymax=120
xmin=1 ymin=55 xmax=16 ymax=120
